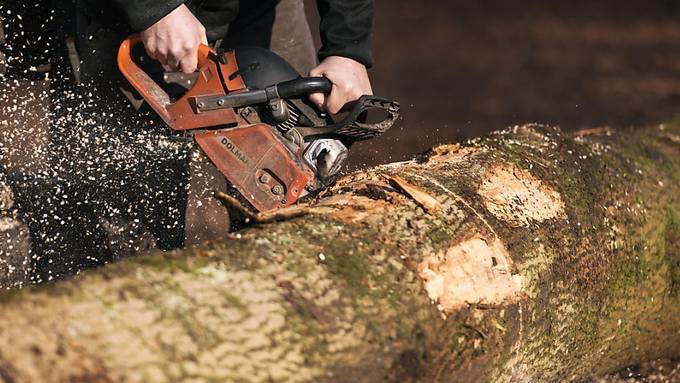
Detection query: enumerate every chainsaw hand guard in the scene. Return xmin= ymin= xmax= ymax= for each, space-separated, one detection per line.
xmin=117 ymin=34 xmax=245 ymax=131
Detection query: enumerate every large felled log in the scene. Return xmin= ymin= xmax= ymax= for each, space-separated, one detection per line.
xmin=0 ymin=123 xmax=679 ymax=382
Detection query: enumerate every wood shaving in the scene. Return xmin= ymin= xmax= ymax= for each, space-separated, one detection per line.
xmin=389 ymin=175 xmax=442 ymax=214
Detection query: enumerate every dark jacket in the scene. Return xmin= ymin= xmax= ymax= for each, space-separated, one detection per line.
xmin=108 ymin=0 xmax=374 ymax=67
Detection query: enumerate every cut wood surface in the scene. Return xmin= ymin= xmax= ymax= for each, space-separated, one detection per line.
xmin=0 ymin=123 xmax=679 ymax=382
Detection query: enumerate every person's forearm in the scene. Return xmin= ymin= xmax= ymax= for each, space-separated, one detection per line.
xmin=110 ymin=0 xmax=185 ymax=31
xmin=316 ymin=0 xmax=374 ymax=68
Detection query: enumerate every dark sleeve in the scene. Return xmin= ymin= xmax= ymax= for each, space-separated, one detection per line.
xmin=110 ymin=0 xmax=185 ymax=31
xmin=316 ymin=0 xmax=374 ymax=68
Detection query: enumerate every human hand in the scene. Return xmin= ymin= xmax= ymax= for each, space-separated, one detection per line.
xmin=140 ymin=4 xmax=207 ymax=74
xmin=309 ymin=56 xmax=373 ymax=114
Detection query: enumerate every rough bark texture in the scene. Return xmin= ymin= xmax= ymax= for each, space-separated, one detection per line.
xmin=0 ymin=123 xmax=679 ymax=382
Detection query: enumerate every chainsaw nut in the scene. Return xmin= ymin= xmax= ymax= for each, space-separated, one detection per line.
xmin=271 ymin=185 xmax=285 ymax=195
xmin=259 ymin=174 xmax=272 ymax=184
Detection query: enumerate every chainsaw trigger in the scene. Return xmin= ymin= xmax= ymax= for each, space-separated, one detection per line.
xmin=268 ymin=98 xmax=290 ymax=123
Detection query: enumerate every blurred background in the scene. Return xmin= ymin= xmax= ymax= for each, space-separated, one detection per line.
xmin=306 ymin=0 xmax=680 ymax=168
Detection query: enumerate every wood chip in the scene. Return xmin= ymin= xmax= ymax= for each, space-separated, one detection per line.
xmin=388 ymin=175 xmax=442 ymax=214
xmin=215 ymin=192 xmax=309 ymax=224
xmin=573 ymin=126 xmax=613 ymax=137
xmin=0 ymin=184 xmax=13 ymax=211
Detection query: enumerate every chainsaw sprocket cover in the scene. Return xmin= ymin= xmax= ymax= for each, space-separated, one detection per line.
xmin=194 ymin=124 xmax=313 ymax=212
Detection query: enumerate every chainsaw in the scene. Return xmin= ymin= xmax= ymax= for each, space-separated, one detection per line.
xmin=117 ymin=35 xmax=399 ymax=212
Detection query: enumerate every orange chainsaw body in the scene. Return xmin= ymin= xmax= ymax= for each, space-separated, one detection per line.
xmin=194 ymin=126 xmax=311 ymax=211
xmin=117 ymin=35 xmax=314 ymax=212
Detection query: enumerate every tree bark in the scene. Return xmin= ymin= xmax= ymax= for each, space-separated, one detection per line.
xmin=0 ymin=123 xmax=679 ymax=383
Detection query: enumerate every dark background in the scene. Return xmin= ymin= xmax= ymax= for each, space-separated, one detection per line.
xmin=307 ymin=0 xmax=680 ymax=168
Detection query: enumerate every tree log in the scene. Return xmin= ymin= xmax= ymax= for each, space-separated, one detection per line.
xmin=0 ymin=123 xmax=679 ymax=382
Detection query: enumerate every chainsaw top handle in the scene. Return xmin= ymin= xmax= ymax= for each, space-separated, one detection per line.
xmin=204 ymin=76 xmax=332 ymax=110
xmin=117 ymin=34 xmax=220 ymax=128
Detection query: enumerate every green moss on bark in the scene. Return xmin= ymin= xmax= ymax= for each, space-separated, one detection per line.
xmin=665 ymin=207 xmax=680 ymax=296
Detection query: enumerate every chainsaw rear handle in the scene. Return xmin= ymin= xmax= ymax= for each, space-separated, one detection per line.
xmin=296 ymin=95 xmax=401 ymax=141
xmin=117 ymin=34 xmax=215 ymax=125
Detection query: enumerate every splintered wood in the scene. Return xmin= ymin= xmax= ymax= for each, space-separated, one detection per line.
xmin=215 ymin=192 xmax=309 ymax=224
xmin=388 ymin=175 xmax=442 ymax=215
xmin=418 ymin=234 xmax=523 ymax=312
